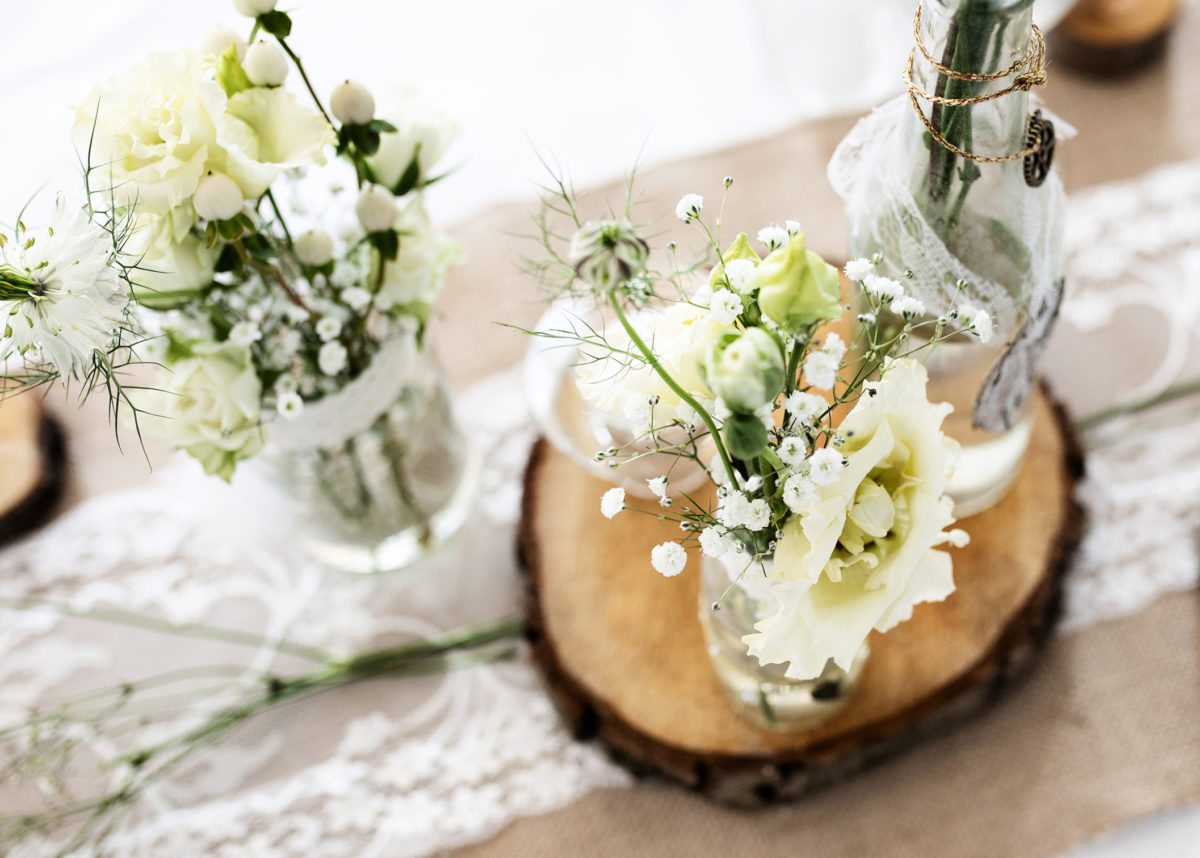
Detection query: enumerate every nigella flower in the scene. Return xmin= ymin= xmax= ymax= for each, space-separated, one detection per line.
xmin=567 ymin=219 xmax=650 ymax=293
xmin=0 ymin=198 xmax=128 ymax=380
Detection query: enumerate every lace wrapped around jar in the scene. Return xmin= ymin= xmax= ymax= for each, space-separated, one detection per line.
xmin=259 ymin=336 xmax=478 ymax=574
xmin=829 ymin=0 xmax=1070 ymax=516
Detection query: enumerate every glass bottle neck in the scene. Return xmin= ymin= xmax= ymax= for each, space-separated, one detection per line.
xmin=913 ymin=0 xmax=1035 ymax=151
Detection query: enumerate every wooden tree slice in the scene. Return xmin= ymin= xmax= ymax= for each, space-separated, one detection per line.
xmin=519 ymin=385 xmax=1085 ymax=805
xmin=0 ymin=394 xmax=66 ymax=545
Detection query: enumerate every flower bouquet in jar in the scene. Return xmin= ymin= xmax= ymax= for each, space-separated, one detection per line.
xmin=0 ymin=0 xmax=474 ymax=571
xmin=525 ymin=176 xmax=987 ymax=728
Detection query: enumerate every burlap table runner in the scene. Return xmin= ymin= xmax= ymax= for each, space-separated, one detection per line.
xmin=46 ymin=6 xmax=1200 ymax=856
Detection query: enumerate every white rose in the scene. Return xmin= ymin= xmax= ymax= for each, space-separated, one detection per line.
xmin=743 ymin=358 xmax=964 ymax=680
xmin=126 ymin=214 xmax=220 ymax=298
xmin=367 ymin=85 xmax=459 ymax=191
xmin=143 ymin=342 xmax=264 ymax=481
xmin=372 ymin=199 xmax=462 ymax=309
xmin=73 ymin=51 xmax=332 ymax=224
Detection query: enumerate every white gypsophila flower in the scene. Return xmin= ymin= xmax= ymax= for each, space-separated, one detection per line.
xmin=741 ymin=474 xmax=763 ymax=494
xmin=315 ymin=317 xmax=343 ymax=342
xmin=784 ymin=390 xmax=825 ymax=424
xmin=822 ymin=331 xmax=847 ymax=362
xmin=744 ymin=498 xmax=772 ymax=532
xmin=716 ymin=491 xmax=750 ymax=529
xmin=647 ymin=476 xmax=668 ymax=499
xmin=74 ymin=51 xmax=330 ymax=223
xmin=808 ymin=448 xmax=847 ymax=486
xmin=785 ymin=220 xmax=803 ymax=236
xmin=863 ymin=274 xmax=903 ymax=301
xmin=138 ymin=342 xmax=263 ymax=481
xmin=970 ymin=308 xmax=994 ymax=344
xmin=710 ymin=452 xmax=732 ymax=486
xmin=340 ymin=286 xmax=372 ymax=313
xmin=279 ymin=328 xmax=302 ymax=356
xmin=228 ymin=320 xmax=262 ymax=347
xmin=674 ymin=400 xmax=699 ymax=431
xmin=201 ymin=27 xmax=246 ymax=60
xmin=368 ymin=85 xmax=460 ymax=191
xmin=707 ymin=288 xmax=743 ymax=326
xmin=675 ymin=193 xmax=703 ymax=223
xmin=722 ymin=258 xmax=757 ymax=294
xmin=317 ymin=340 xmax=347 ymax=376
xmin=600 ymin=487 xmax=626 ymax=519
xmin=330 ymin=80 xmax=375 ymax=125
xmin=0 ymin=198 xmax=128 ymax=380
xmin=744 ymin=358 xmax=962 ymax=680
xmin=650 ymin=541 xmax=687 ymax=577
xmin=757 ymin=225 xmax=788 ymax=251
xmin=844 ymin=258 xmax=874 ymax=281
xmin=243 ymin=39 xmax=288 ymax=87
xmin=276 ymin=391 xmax=304 ymax=420
xmin=192 ymin=171 xmax=245 ymax=221
xmin=294 ymin=228 xmax=334 ymax=267
xmin=699 ymin=527 xmax=733 ymax=559
xmin=234 ymin=0 xmax=277 ymax=17
xmin=355 ymin=184 xmax=398 ymax=233
xmin=275 ymin=374 xmax=299 ymax=395
xmin=782 ymin=473 xmax=817 ymax=513
xmin=777 ymin=436 xmax=808 ymax=468
xmin=803 ymin=350 xmax=839 ymax=391
xmin=624 ymin=396 xmax=653 ymax=435
xmin=890 ymin=295 xmax=926 ymax=319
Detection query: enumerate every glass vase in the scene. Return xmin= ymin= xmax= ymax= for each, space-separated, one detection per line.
xmin=698 ymin=552 xmax=867 ymax=731
xmin=842 ymin=0 xmax=1064 ymax=517
xmin=259 ymin=337 xmax=478 ymax=574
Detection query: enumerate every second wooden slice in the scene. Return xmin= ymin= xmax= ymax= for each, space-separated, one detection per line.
xmin=520 ymin=386 xmax=1084 ymax=804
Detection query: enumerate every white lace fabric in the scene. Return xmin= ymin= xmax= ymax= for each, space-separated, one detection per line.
xmin=2 ymin=159 xmax=1200 ymax=856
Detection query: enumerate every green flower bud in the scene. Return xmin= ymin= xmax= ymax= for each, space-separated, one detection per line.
xmin=568 ymin=219 xmax=650 ymax=293
xmin=708 ymin=232 xmax=760 ymax=291
xmin=746 ymin=232 xmax=841 ymax=334
xmin=703 ymin=327 xmax=785 ymax=413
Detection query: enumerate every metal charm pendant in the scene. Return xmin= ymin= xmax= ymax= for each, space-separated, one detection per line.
xmin=1023 ymin=110 xmax=1056 ymax=188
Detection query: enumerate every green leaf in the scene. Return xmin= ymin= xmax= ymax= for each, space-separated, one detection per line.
xmin=369 ymin=118 xmax=397 ymax=134
xmin=359 ymin=129 xmax=381 ymax=157
xmin=372 ymin=228 xmax=399 ymax=261
xmin=724 ymin=414 xmax=768 ymax=460
xmin=258 ymin=10 xmax=292 ymax=37
xmin=217 ymin=218 xmax=245 ymax=241
xmin=214 ymin=244 xmax=240 ymax=273
xmin=393 ymin=148 xmax=422 ymax=197
xmin=216 ymin=45 xmax=253 ymax=97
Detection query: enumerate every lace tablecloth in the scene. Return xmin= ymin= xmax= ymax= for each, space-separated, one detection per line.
xmin=3 ymin=158 xmax=1200 ymax=857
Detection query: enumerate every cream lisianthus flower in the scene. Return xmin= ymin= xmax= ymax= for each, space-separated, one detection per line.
xmin=0 ymin=198 xmax=128 ymax=379
xmin=372 ymin=199 xmax=463 ymax=310
xmin=127 ymin=215 xmax=220 ymax=301
xmin=743 ymin=358 xmax=966 ymax=680
xmin=143 ymin=342 xmax=264 ymax=481
xmin=73 ymin=51 xmax=332 ymax=224
xmin=367 ymin=86 xmax=459 ymax=192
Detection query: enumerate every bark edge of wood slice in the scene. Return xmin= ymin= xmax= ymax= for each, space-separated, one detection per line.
xmin=0 ymin=395 xmax=67 ymax=546
xmin=518 ymin=384 xmax=1085 ymax=806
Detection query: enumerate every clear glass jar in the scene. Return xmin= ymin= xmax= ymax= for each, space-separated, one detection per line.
xmin=698 ymin=552 xmax=867 ymax=731
xmin=258 ymin=338 xmax=478 ymax=574
xmin=847 ymin=0 xmax=1057 ymax=518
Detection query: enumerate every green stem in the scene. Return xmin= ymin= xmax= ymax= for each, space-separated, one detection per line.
xmin=264 ymin=189 xmax=294 ymax=250
xmin=1075 ymin=376 xmax=1200 ymax=432
xmin=607 ymin=291 xmax=738 ymax=487
xmin=274 ymin=36 xmax=333 ymax=128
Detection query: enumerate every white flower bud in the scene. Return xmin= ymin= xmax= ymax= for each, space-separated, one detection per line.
xmin=193 ymin=171 xmax=245 ymax=221
xmin=201 ymin=27 xmax=246 ymax=60
xmin=354 ymin=184 xmax=397 ymax=233
xmin=243 ymin=40 xmax=288 ymax=87
xmin=294 ymin=229 xmax=334 ymax=266
xmin=330 ymin=80 xmax=375 ymax=126
xmin=233 ymin=0 xmax=277 ymax=17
